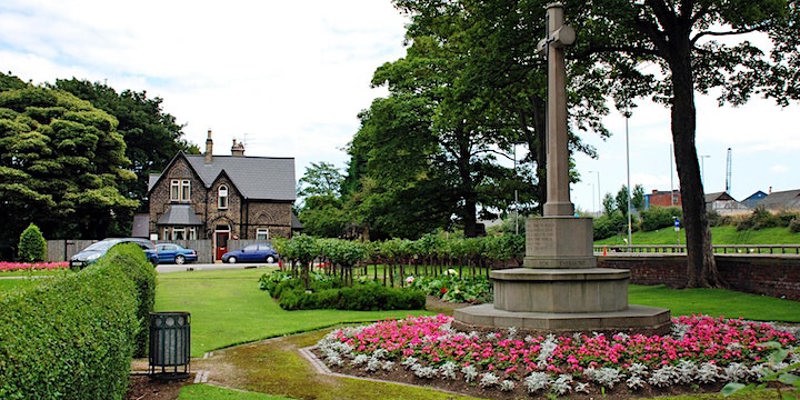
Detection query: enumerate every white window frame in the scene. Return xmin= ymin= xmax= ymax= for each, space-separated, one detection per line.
xmin=180 ymin=180 xmax=191 ymax=202
xmin=218 ymin=185 xmax=229 ymax=209
xmin=162 ymin=227 xmax=169 ymax=241
xmin=188 ymin=227 xmax=197 ymax=240
xmin=172 ymin=226 xmax=186 ymax=241
xmin=256 ymin=228 xmax=269 ymax=241
xmin=170 ymin=180 xmax=180 ymax=201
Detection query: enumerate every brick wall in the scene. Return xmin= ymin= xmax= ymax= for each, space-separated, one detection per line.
xmin=598 ymin=254 xmax=800 ymax=300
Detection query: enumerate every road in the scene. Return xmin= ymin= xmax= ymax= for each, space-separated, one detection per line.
xmin=156 ymin=262 xmax=277 ymax=274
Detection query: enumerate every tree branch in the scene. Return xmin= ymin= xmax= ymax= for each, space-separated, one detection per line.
xmin=691 ymin=25 xmax=771 ymax=45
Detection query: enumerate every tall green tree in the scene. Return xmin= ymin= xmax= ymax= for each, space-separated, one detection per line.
xmin=572 ymin=0 xmax=799 ymax=287
xmin=297 ymin=162 xmax=344 ymax=199
xmin=52 ymin=78 xmax=197 ymax=210
xmin=0 ymin=83 xmax=137 ymax=244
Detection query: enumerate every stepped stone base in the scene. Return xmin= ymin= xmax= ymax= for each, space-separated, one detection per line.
xmin=492 ymin=268 xmax=630 ymax=313
xmin=453 ymin=303 xmax=672 ymax=336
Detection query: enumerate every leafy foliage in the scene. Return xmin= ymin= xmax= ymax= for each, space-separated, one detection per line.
xmin=17 ymin=223 xmax=46 ymax=262
xmin=259 ymin=270 xmax=425 ymax=311
xmin=0 ymin=81 xmax=138 ymax=248
xmin=639 ymin=207 xmax=683 ymax=232
xmin=409 ymin=273 xmax=492 ymax=304
xmin=53 ymin=78 xmax=196 ymax=212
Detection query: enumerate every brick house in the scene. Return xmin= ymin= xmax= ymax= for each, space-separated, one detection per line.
xmin=147 ymin=130 xmax=298 ymax=260
xmin=644 ymin=189 xmax=682 ymax=209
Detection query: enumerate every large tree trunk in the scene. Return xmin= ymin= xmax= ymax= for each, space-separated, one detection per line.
xmin=668 ymin=41 xmax=723 ymax=288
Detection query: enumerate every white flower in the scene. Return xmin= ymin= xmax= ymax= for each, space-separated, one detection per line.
xmin=627 ymin=374 xmax=646 ymax=390
xmin=575 ymin=382 xmax=590 ymax=393
xmin=724 ymin=362 xmax=750 ymax=381
xmin=524 ymin=372 xmax=551 ymax=393
xmin=401 ymin=357 xmax=418 ymax=369
xmin=676 ymin=360 xmax=698 ymax=384
xmin=462 ymin=365 xmax=478 ymax=383
xmin=627 ymin=362 xmax=649 ymax=377
xmin=438 ymin=361 xmax=458 ymax=380
xmin=381 ymin=361 xmax=395 ymax=371
xmin=507 ymin=326 xmax=518 ymax=339
xmin=500 ymin=380 xmax=516 ymax=392
xmin=352 ymin=354 xmax=369 ymax=366
xmin=411 ymin=364 xmax=437 ymax=379
xmin=365 ymin=357 xmax=381 ymax=372
xmin=697 ymin=362 xmax=721 ymax=383
xmin=649 ymin=365 xmax=678 ymax=387
xmin=405 ymin=275 xmax=415 ymax=284
xmin=479 ymin=372 xmax=500 ymax=387
xmin=551 ymin=374 xmax=573 ymax=395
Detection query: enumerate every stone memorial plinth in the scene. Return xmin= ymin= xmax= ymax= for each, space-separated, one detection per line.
xmin=453 ymin=2 xmax=670 ymax=336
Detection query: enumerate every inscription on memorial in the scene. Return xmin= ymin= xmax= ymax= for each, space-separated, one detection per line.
xmin=530 ymin=219 xmax=555 ymax=253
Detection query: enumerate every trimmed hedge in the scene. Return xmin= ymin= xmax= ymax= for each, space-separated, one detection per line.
xmin=105 ymin=243 xmax=157 ymax=358
xmin=260 ymin=271 xmax=425 ymax=311
xmin=0 ymin=244 xmax=152 ymax=399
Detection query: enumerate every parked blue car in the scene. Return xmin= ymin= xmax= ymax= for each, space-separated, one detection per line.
xmin=70 ymin=238 xmax=159 ymax=269
xmin=221 ymin=243 xmax=279 ymax=264
xmin=155 ymin=243 xmax=198 ymax=265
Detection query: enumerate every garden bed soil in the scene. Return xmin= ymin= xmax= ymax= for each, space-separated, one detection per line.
xmin=126 ymin=374 xmax=191 ymax=400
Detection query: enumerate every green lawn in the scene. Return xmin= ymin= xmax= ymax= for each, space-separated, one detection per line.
xmin=596 ymin=226 xmax=800 ymax=245
xmin=179 ymin=385 xmax=293 ymax=400
xmin=155 ymin=268 xmax=434 ymax=357
xmin=629 ymin=284 xmax=800 ymax=322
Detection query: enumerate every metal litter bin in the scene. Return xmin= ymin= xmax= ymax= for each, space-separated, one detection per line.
xmin=149 ymin=312 xmax=191 ymax=380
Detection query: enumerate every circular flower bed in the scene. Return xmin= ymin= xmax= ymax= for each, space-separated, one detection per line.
xmin=316 ymin=315 xmax=799 ymax=398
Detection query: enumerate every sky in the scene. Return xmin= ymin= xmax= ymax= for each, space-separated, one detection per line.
xmin=1 ymin=0 xmax=798 ymax=214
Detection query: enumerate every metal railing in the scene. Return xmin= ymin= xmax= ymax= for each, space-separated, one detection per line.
xmin=594 ymin=244 xmax=800 ymax=255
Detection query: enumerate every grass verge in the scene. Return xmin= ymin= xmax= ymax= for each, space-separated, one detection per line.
xmin=155 ymin=268 xmax=433 ymax=357
xmin=630 ymin=284 xmax=800 ymax=322
xmin=596 ymin=226 xmax=800 ymax=245
xmin=179 ymin=384 xmax=293 ymax=400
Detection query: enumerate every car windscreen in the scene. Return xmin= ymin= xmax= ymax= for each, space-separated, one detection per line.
xmin=82 ymin=241 xmax=117 ymax=251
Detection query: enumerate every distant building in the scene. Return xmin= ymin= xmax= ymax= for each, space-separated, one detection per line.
xmin=146 ymin=130 xmax=301 ymax=261
xmin=704 ymin=191 xmax=749 ymax=215
xmin=741 ymin=190 xmax=768 ymax=208
xmin=644 ymin=189 xmax=681 ymax=209
xmin=758 ymin=189 xmax=800 ymax=211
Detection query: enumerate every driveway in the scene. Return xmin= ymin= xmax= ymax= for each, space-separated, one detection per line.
xmin=156 ymin=262 xmax=276 ymax=274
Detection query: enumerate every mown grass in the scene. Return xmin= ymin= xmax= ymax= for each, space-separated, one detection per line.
xmin=155 ymin=268 xmax=434 ymax=357
xmin=596 ymin=226 xmax=800 ymax=245
xmin=629 ymin=284 xmax=800 ymax=322
xmin=178 ymin=384 xmax=293 ymax=400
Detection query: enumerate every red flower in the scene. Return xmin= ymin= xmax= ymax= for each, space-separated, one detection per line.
xmin=440 ymin=287 xmax=449 ymax=294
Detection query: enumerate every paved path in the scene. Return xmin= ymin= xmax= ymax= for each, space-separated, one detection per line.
xmin=156 ymin=262 xmax=277 ymax=274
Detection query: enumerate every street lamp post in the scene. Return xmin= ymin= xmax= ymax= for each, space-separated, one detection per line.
xmin=700 ymin=154 xmax=710 ymax=186
xmin=588 ymin=170 xmax=600 ymax=215
xmin=624 ymin=109 xmax=633 ymax=252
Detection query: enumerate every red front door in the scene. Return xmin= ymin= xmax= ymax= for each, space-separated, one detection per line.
xmin=215 ymin=232 xmax=229 ymax=261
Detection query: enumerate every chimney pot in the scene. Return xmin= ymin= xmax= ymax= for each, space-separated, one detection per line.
xmin=205 ymin=129 xmax=213 ymax=164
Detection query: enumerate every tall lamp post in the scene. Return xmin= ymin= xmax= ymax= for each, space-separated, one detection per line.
xmin=700 ymin=154 xmax=710 ymax=186
xmin=624 ymin=108 xmax=633 ymax=252
xmin=588 ymin=170 xmax=601 ymax=215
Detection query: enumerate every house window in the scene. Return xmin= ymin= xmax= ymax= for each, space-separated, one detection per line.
xmin=218 ymin=185 xmax=229 ymax=209
xmin=170 ymin=179 xmax=191 ymax=202
xmin=162 ymin=227 xmax=169 ymax=240
xmin=180 ymin=180 xmax=191 ymax=202
xmin=172 ymin=226 xmax=185 ymax=241
xmin=256 ymin=228 xmax=269 ymax=241
xmin=188 ymin=227 xmax=197 ymax=240
xmin=170 ymin=180 xmax=180 ymax=201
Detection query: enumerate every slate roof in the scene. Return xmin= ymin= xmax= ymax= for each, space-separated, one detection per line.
xmin=759 ymin=189 xmax=800 ymax=210
xmin=149 ymin=153 xmax=296 ymax=201
xmin=704 ymin=191 xmax=735 ymax=203
xmin=157 ymin=204 xmax=204 ymax=226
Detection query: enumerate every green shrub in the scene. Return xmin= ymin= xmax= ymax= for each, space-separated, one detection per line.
xmin=0 ymin=250 xmax=139 ymax=399
xmin=789 ymin=218 xmax=800 ymax=233
xmin=737 ymin=207 xmax=781 ymax=231
xmin=776 ymin=211 xmax=800 ymax=227
xmin=268 ymin=275 xmax=425 ymax=311
xmin=593 ymin=212 xmax=627 ymax=240
xmin=17 ymin=223 xmax=47 ymax=262
xmin=105 ymin=243 xmax=156 ymax=358
xmin=639 ymin=207 xmax=683 ymax=232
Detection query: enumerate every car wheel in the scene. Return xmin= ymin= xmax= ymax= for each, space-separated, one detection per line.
xmin=227 ymin=257 xmax=237 ymax=264
xmin=266 ymin=255 xmax=275 ymax=263
xmin=175 ymin=255 xmax=185 ymax=265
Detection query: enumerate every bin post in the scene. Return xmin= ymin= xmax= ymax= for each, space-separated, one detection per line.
xmin=149 ymin=312 xmax=191 ymax=380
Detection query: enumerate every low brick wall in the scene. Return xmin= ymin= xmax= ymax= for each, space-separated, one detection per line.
xmin=598 ymin=254 xmax=800 ymax=301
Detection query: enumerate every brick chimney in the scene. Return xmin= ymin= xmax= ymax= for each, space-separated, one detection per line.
xmin=205 ymin=129 xmax=213 ymax=164
xmin=231 ymin=139 xmax=245 ymax=157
